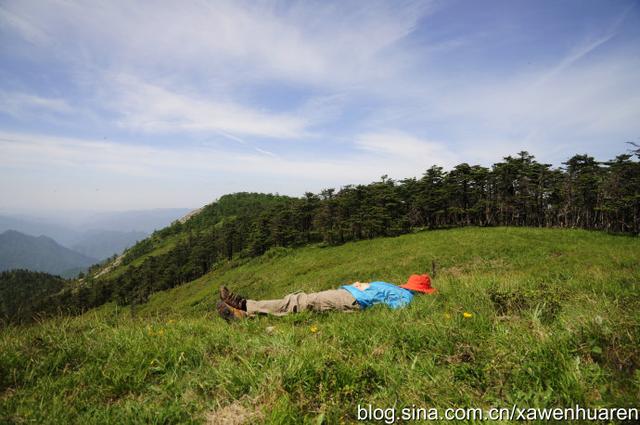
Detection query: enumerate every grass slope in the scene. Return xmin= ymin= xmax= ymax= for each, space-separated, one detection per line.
xmin=1 ymin=227 xmax=639 ymax=424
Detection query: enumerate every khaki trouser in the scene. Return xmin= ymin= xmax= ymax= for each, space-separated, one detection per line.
xmin=246 ymin=289 xmax=360 ymax=316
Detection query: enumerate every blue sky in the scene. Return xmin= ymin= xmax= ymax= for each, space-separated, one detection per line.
xmin=1 ymin=0 xmax=639 ymax=211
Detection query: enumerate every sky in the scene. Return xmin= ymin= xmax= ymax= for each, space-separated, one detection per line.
xmin=1 ymin=0 xmax=639 ymax=212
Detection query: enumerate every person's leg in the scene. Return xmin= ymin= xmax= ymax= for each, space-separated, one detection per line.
xmin=246 ymin=288 xmax=359 ymax=316
xmin=305 ymin=289 xmax=361 ymax=313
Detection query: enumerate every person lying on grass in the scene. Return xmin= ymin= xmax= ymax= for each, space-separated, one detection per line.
xmin=216 ymin=274 xmax=437 ymax=321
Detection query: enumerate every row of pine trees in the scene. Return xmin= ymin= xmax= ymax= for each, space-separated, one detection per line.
xmin=246 ymin=150 xmax=640 ymax=253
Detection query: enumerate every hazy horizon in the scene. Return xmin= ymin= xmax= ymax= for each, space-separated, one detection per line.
xmin=0 ymin=206 xmax=195 ymax=218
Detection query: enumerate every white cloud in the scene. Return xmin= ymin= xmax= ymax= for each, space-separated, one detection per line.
xmin=0 ymin=5 xmax=49 ymax=46
xmin=105 ymin=74 xmax=308 ymax=139
xmin=0 ymin=1 xmax=432 ymax=139
xmin=0 ymin=131 xmax=333 ymax=180
xmin=1 ymin=0 xmax=639 ymax=211
xmin=0 ymin=91 xmax=73 ymax=118
xmin=355 ymin=130 xmax=459 ymax=169
xmin=0 ymin=130 xmax=457 ymax=210
xmin=535 ymin=34 xmax=616 ymax=86
xmin=0 ymin=0 xmax=431 ymax=87
xmin=384 ymin=49 xmax=640 ymax=163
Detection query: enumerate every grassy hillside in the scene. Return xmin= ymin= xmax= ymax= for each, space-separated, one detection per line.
xmin=1 ymin=227 xmax=639 ymax=423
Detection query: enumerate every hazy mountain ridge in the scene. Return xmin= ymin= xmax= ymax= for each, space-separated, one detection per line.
xmin=0 ymin=230 xmax=97 ymax=277
xmin=0 ymin=208 xmax=190 ymax=262
xmin=0 ymin=215 xmax=81 ymax=247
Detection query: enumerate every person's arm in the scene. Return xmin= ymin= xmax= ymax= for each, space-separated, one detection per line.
xmin=341 ymin=282 xmax=374 ymax=309
xmin=351 ymin=281 xmax=370 ymax=291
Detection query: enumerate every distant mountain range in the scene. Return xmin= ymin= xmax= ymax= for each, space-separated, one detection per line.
xmin=0 ymin=230 xmax=97 ymax=277
xmin=0 ymin=215 xmax=80 ymax=247
xmin=0 ymin=208 xmax=190 ymax=261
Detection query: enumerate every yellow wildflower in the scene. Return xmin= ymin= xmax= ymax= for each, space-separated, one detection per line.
xmin=310 ymin=325 xmax=319 ymax=333
xmin=463 ymin=312 xmax=473 ymax=318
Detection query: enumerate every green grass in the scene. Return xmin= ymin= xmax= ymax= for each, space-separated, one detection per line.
xmin=2 ymin=227 xmax=639 ymax=424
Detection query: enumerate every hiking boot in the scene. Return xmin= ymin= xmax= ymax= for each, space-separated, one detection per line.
xmin=216 ymin=300 xmax=247 ymax=322
xmin=219 ymin=286 xmax=247 ymax=311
